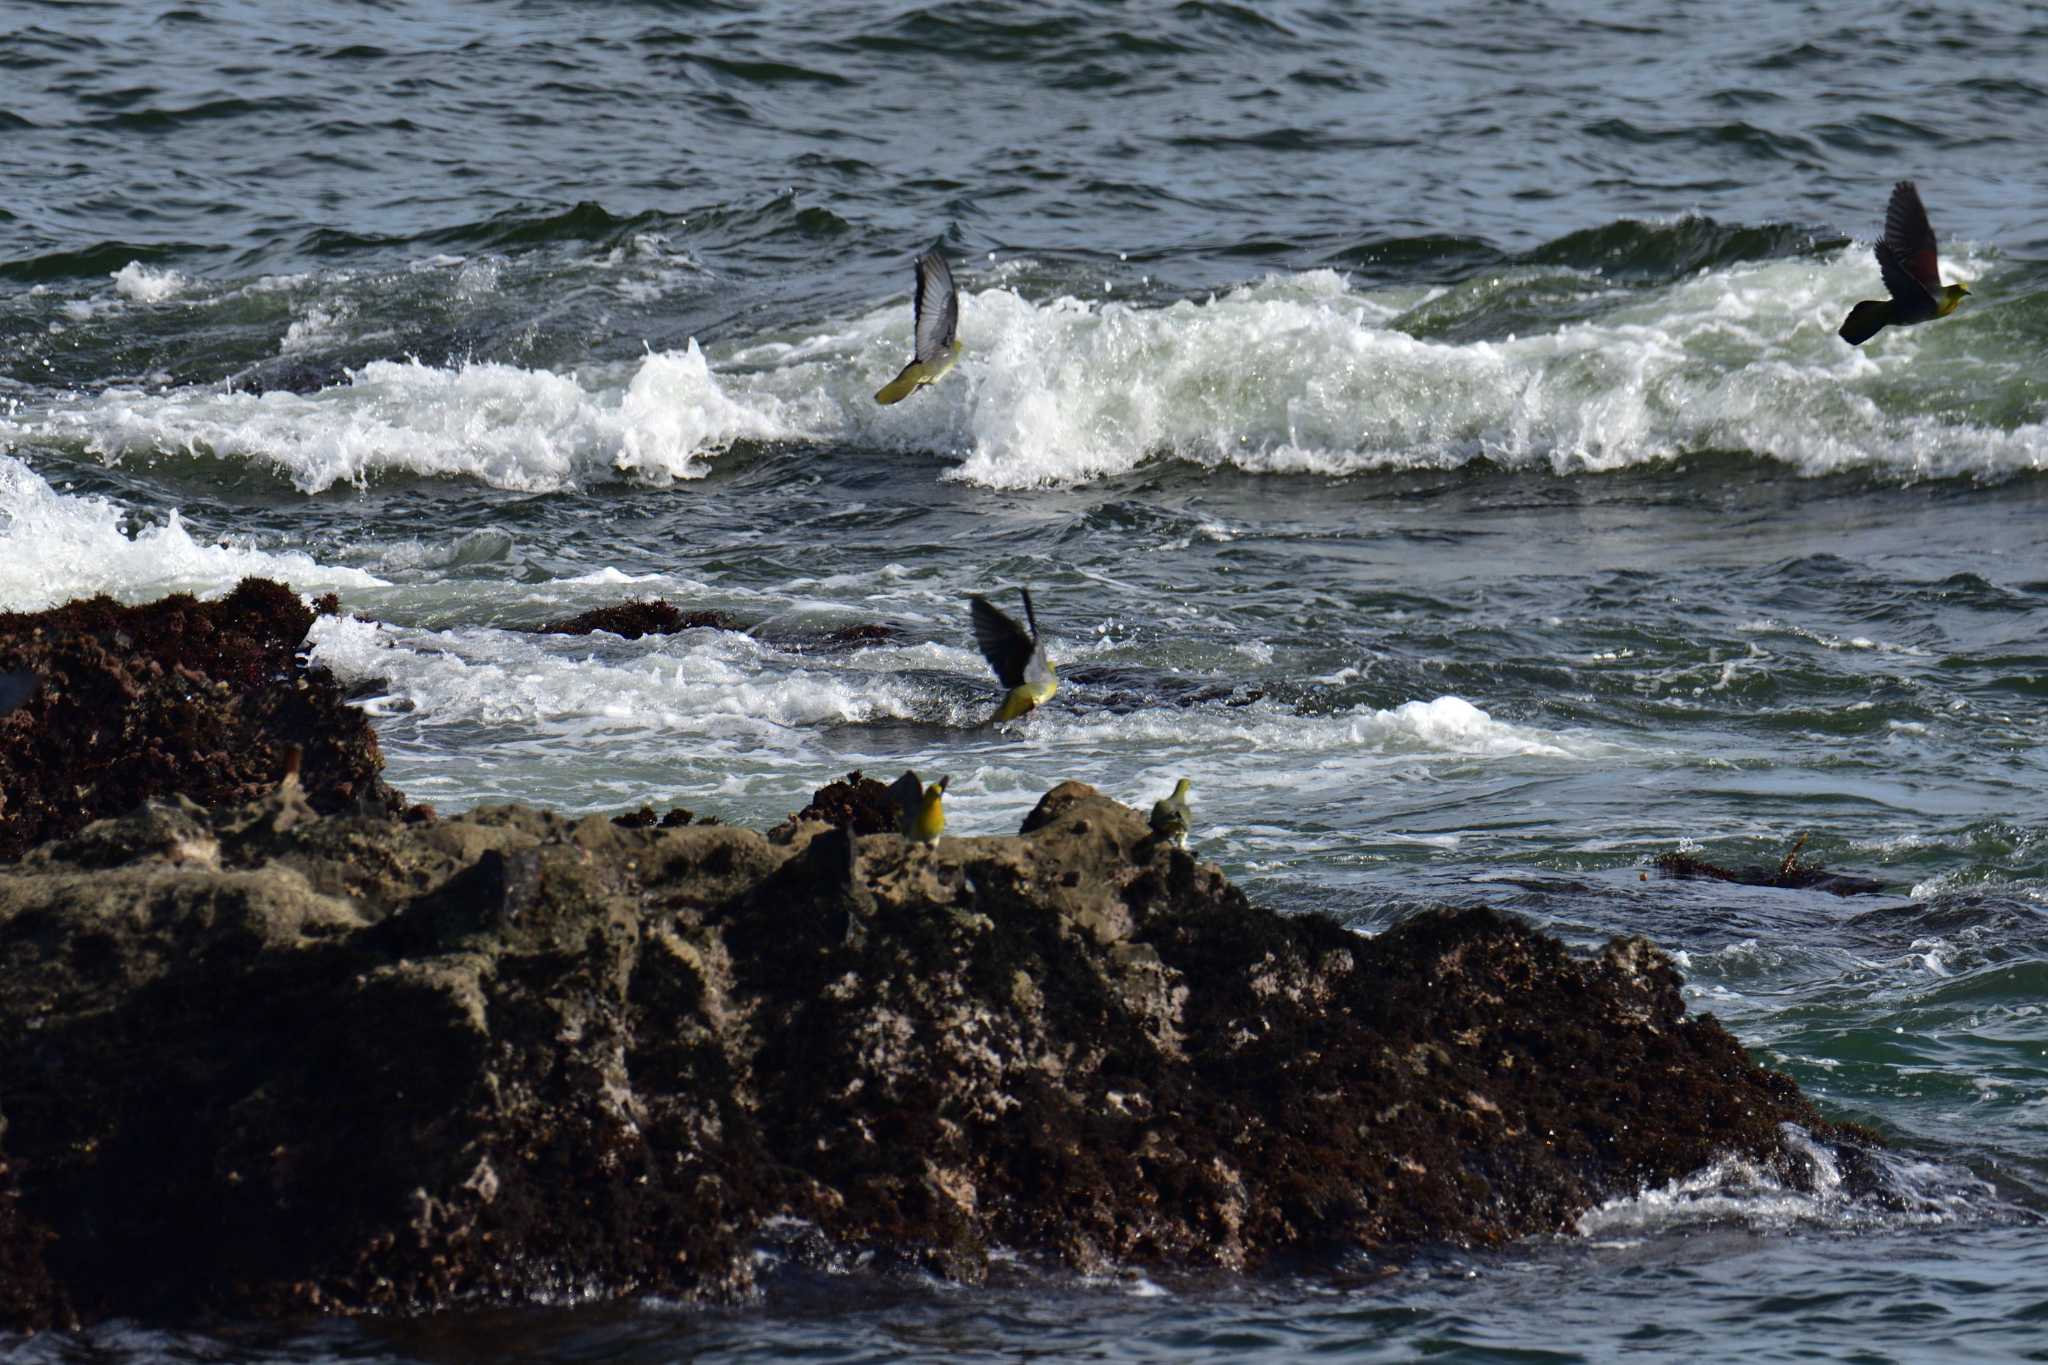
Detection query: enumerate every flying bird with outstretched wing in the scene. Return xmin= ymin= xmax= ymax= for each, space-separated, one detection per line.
xmin=874 ymin=247 xmax=962 ymax=404
xmin=969 ymin=589 xmax=1056 ymax=723
xmin=1839 ymin=181 xmax=1970 ymax=345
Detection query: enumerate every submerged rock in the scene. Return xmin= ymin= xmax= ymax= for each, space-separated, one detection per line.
xmin=535 ymin=600 xmax=904 ymax=653
xmin=538 ymin=599 xmax=738 ymax=638
xmin=0 ymin=578 xmax=402 ymax=861
xmin=1656 ymin=833 xmax=1885 ymax=897
xmin=0 ymin=780 xmax=1867 ymax=1328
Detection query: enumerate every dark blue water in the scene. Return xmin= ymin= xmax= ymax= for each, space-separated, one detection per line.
xmin=4 ymin=2 xmax=2048 ymax=1359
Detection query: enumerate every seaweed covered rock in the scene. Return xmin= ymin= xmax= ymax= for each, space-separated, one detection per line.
xmin=539 ymin=599 xmax=737 ymax=638
xmin=795 ymin=770 xmax=901 ymax=835
xmin=0 ymin=785 xmax=1866 ymax=1328
xmin=0 ymin=578 xmax=401 ymax=860
xmin=611 ymin=805 xmax=697 ymax=829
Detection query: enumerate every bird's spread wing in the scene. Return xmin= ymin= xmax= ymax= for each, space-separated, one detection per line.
xmin=1875 ymin=240 xmax=1935 ymax=312
xmin=911 ymin=248 xmax=958 ymax=367
xmin=1023 ymin=642 xmax=1055 ymax=688
xmin=970 ymin=594 xmax=1034 ymax=689
xmin=1882 ymin=181 xmax=1942 ymax=294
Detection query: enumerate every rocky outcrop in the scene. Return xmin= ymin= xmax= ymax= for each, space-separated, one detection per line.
xmin=795 ymin=770 xmax=901 ymax=835
xmin=0 ymin=778 xmax=1867 ymax=1328
xmin=0 ymin=579 xmax=403 ymax=860
xmin=538 ymin=599 xmax=737 ymax=638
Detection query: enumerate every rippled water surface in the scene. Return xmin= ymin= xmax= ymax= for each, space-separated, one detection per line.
xmin=4 ymin=1 xmax=2048 ymax=1360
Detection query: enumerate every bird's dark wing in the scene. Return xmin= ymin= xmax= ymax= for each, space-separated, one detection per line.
xmin=888 ymin=770 xmax=924 ymax=822
xmin=0 ymin=670 xmax=39 ymax=717
xmin=1875 ymin=240 xmax=1936 ymax=314
xmin=970 ymin=594 xmax=1034 ymax=689
xmin=1882 ymin=181 xmax=1942 ymax=294
xmin=911 ymin=248 xmax=958 ymax=366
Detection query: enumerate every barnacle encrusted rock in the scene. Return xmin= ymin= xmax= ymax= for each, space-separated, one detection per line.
xmin=0 ymin=578 xmax=401 ymax=860
xmin=0 ymin=780 xmax=1862 ymax=1328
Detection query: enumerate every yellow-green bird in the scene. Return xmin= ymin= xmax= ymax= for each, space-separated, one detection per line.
xmin=970 ymin=588 xmax=1056 ymax=723
xmin=1838 ymin=181 xmax=1969 ymax=346
xmin=1149 ymin=778 xmax=1192 ymax=848
xmin=888 ymin=769 xmax=948 ymax=844
xmin=874 ymin=247 xmax=961 ymax=404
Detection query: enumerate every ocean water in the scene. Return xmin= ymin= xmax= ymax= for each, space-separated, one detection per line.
xmin=4 ymin=1 xmax=2048 ymax=1358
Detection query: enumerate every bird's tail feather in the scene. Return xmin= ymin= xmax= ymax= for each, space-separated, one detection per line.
xmin=1838 ymin=300 xmax=1893 ymax=346
xmin=874 ymin=362 xmax=929 ymax=405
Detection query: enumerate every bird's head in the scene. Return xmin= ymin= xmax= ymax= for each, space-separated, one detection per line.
xmin=1173 ymin=778 xmax=1192 ymax=799
xmin=928 ymin=776 xmax=950 ymax=800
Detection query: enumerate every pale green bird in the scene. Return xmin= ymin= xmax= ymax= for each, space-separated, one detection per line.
xmin=888 ymin=769 xmax=948 ymax=844
xmin=874 ymin=247 xmax=961 ymax=404
xmin=970 ymin=589 xmax=1056 ymax=723
xmin=1149 ymin=778 xmax=1192 ymax=848
xmin=1838 ymin=181 xmax=1970 ymax=346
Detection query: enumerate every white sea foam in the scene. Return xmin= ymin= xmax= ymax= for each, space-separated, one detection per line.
xmin=1007 ymin=694 xmax=1603 ymax=764
xmin=1576 ymin=1124 xmax=1988 ymax=1236
xmin=110 ymin=261 xmax=187 ymax=304
xmin=0 ymin=456 xmax=386 ymax=611
xmin=280 ymin=303 xmax=349 ymax=354
xmin=302 ymin=590 xmax=1607 ymax=822
xmin=4 ymin=343 xmax=805 ymax=493
xmin=732 ymin=247 xmax=2036 ymax=488
xmin=9 ymin=247 xmax=2036 ymax=491
xmin=309 ymin=614 xmax=926 ymax=739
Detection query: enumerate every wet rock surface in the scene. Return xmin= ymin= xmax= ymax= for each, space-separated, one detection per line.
xmin=0 ymin=578 xmax=402 ymax=861
xmin=1656 ymin=834 xmax=1886 ymax=897
xmin=0 ymin=776 xmax=1869 ymax=1328
xmin=538 ymin=599 xmax=738 ymax=638
xmin=533 ymin=599 xmax=901 ymax=653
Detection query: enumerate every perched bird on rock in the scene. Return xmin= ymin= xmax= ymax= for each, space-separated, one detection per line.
xmin=970 ymin=589 xmax=1057 ymax=723
xmin=888 ymin=769 xmax=948 ymax=844
xmin=874 ymin=247 xmax=961 ymax=404
xmin=1149 ymin=778 xmax=1192 ymax=848
xmin=1839 ymin=181 xmax=1970 ymax=346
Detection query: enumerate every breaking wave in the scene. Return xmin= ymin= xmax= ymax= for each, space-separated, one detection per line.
xmin=0 ymin=456 xmax=384 ymax=612
xmin=5 ymin=231 xmax=2038 ymax=493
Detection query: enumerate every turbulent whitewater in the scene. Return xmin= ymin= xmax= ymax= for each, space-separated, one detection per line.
xmin=7 ymin=244 xmax=2044 ymax=492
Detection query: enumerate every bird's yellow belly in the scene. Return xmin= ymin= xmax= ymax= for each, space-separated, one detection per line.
xmin=922 ymin=338 xmax=962 ymax=386
xmin=993 ymin=677 xmax=1058 ymax=722
xmin=911 ymin=798 xmax=945 ymax=842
